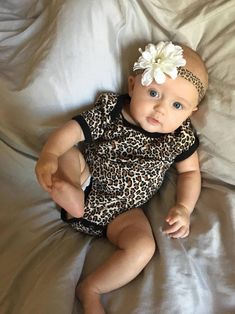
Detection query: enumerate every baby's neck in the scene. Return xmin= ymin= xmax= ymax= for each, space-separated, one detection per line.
xmin=121 ymin=104 xmax=137 ymax=126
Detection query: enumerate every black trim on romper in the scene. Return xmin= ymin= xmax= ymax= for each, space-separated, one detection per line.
xmin=72 ymin=115 xmax=92 ymax=142
xmin=174 ymin=135 xmax=199 ymax=162
xmin=110 ymin=94 xmax=127 ymax=120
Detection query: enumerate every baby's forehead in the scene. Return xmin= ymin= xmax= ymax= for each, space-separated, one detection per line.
xmin=182 ymin=46 xmax=208 ymax=88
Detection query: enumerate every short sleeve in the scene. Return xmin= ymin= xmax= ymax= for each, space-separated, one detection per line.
xmin=72 ymin=93 xmax=117 ymax=142
xmin=174 ymin=134 xmax=199 ymax=162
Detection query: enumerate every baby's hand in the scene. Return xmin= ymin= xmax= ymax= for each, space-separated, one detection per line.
xmin=163 ymin=204 xmax=191 ymax=238
xmin=35 ymin=152 xmax=59 ymax=193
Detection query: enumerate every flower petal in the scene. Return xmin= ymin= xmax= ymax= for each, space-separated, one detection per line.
xmin=133 ymin=41 xmax=187 ymax=86
xmin=164 ymin=67 xmax=178 ymax=79
xmin=141 ymin=69 xmax=154 ymax=86
xmin=154 ymin=68 xmax=166 ymax=84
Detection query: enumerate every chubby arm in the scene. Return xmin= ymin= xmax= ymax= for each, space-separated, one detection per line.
xmin=164 ymin=151 xmax=201 ymax=238
xmin=40 ymin=120 xmax=84 ymax=157
xmin=35 ymin=120 xmax=84 ymax=192
xmin=174 ymin=151 xmax=201 ymax=213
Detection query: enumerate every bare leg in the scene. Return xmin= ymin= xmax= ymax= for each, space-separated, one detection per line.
xmin=50 ymin=147 xmax=90 ymax=218
xmin=76 ymin=208 xmax=156 ymax=314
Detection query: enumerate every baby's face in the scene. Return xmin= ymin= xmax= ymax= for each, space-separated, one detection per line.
xmin=125 ymin=74 xmax=199 ymax=134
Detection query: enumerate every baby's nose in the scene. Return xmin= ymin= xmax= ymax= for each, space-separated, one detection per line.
xmin=153 ymin=101 xmax=166 ymax=114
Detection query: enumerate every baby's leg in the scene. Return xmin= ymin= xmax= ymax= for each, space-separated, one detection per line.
xmin=50 ymin=146 xmax=90 ymax=218
xmin=76 ymin=208 xmax=156 ymax=314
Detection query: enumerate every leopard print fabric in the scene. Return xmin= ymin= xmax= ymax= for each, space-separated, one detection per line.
xmin=67 ymin=93 xmax=199 ymax=237
xmin=178 ymin=67 xmax=205 ymax=102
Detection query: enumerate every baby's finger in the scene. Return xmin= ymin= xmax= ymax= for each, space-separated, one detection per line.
xmin=180 ymin=229 xmax=190 ymax=238
xmin=39 ymin=173 xmax=52 ymax=192
xmin=170 ymin=227 xmax=189 ymax=239
xmin=43 ymin=172 xmax=52 ymax=185
xmin=165 ymin=216 xmax=178 ymax=225
xmin=163 ymin=222 xmax=181 ymax=235
xmin=36 ymin=172 xmax=46 ymax=189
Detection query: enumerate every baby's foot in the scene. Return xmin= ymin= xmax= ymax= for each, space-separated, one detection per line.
xmin=50 ymin=178 xmax=84 ymax=218
xmin=76 ymin=282 xmax=105 ymax=314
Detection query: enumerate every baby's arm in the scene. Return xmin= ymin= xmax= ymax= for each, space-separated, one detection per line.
xmin=163 ymin=151 xmax=201 ymax=238
xmin=35 ymin=120 xmax=84 ymax=192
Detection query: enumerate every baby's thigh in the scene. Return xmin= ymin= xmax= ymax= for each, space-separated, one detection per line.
xmin=56 ymin=147 xmax=89 ymax=184
xmin=107 ymin=208 xmax=156 ymax=254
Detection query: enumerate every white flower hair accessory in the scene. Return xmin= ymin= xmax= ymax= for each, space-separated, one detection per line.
xmin=133 ymin=41 xmax=186 ymax=86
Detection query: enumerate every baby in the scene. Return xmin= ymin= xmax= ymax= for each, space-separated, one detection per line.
xmin=35 ymin=41 xmax=208 ymax=314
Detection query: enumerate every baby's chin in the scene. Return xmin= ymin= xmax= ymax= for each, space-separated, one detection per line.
xmin=142 ymin=125 xmax=177 ymax=134
xmin=140 ymin=123 xmax=167 ymax=134
xmin=141 ymin=125 xmax=164 ymax=134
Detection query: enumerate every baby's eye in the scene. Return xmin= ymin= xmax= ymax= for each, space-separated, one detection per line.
xmin=149 ymin=89 xmax=160 ymax=98
xmin=173 ymin=102 xmax=183 ymax=109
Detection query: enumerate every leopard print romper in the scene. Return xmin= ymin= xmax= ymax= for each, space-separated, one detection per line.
xmin=61 ymin=93 xmax=199 ymax=237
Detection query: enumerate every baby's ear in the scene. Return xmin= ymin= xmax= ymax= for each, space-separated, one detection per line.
xmin=192 ymin=106 xmax=199 ymax=112
xmin=128 ymin=75 xmax=136 ymax=97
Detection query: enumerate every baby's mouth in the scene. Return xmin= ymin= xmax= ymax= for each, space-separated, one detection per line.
xmin=146 ymin=116 xmax=161 ymax=126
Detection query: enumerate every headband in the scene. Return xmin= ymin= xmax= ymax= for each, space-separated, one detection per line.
xmin=133 ymin=42 xmax=205 ymax=102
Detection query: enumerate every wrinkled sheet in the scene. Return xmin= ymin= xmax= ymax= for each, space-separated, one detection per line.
xmin=1 ymin=1 xmax=235 ymax=313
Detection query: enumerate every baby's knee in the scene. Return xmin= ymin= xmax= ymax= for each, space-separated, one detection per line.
xmin=131 ymin=232 xmax=156 ymax=264
xmin=141 ymin=235 xmax=156 ymax=259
